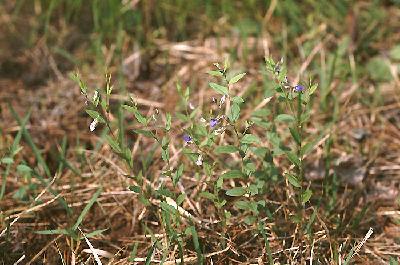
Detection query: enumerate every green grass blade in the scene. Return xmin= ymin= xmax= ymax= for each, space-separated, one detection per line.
xmin=145 ymin=240 xmax=158 ymax=265
xmin=57 ymin=136 xmax=81 ymax=176
xmin=9 ymin=104 xmax=51 ymax=177
xmin=0 ymin=110 xmax=30 ymax=200
xmin=35 ymin=229 xmax=69 ymax=235
xmin=189 ymin=225 xmax=203 ymax=265
xmin=258 ymin=221 xmax=273 ymax=265
xmin=72 ymin=186 xmax=102 ymax=231
xmin=31 ymin=169 xmax=72 ymax=215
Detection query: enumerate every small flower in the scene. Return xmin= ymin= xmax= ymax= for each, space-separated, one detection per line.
xmin=189 ymin=102 xmax=195 ymax=110
xmin=195 ymin=154 xmax=203 ymax=166
xmin=219 ymin=95 xmax=226 ymax=107
xmin=214 ymin=127 xmax=225 ymax=135
xmin=92 ymin=90 xmax=99 ymax=102
xmin=294 ymin=84 xmax=304 ymax=92
xmin=210 ymin=118 xmax=218 ymax=128
xmin=183 ymin=134 xmax=192 ymax=144
xmin=89 ymin=118 xmax=98 ymax=132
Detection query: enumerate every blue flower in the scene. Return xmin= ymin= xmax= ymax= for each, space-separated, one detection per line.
xmin=210 ymin=118 xmax=218 ymax=128
xmin=183 ymin=134 xmax=192 ymax=143
xmin=294 ymin=85 xmax=304 ymax=92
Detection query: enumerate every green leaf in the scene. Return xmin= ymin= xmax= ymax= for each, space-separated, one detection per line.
xmin=161 ymin=149 xmax=169 ymax=162
xmin=85 ymin=110 xmax=105 ymax=123
xmin=235 ymin=200 xmax=251 ymax=211
xmin=10 ymin=107 xmax=51 ymax=177
xmin=173 ymin=164 xmax=184 ymax=186
xmin=1 ymin=157 xmax=14 ymax=164
xmin=226 ymin=187 xmax=246 ymax=197
xmin=215 ymin=145 xmax=239 ymax=154
xmin=223 ymin=57 xmax=229 ymax=71
xmin=199 ymin=191 xmax=217 ymax=201
xmin=308 ymin=83 xmax=318 ymax=96
xmin=289 ymin=127 xmax=301 ymax=145
xmin=389 ymin=257 xmax=399 ymax=265
xmin=208 ymin=70 xmax=223 ymax=77
xmin=286 ymin=174 xmax=301 ymax=188
xmin=209 ymin=82 xmax=229 ymax=95
xmin=366 ymin=56 xmax=392 ymax=82
xmin=123 ymin=105 xmax=147 ymax=125
xmin=232 ymin=96 xmax=244 ymax=104
xmin=252 ymin=108 xmax=270 ymax=117
xmin=286 ymin=151 xmax=301 ymax=167
xmin=275 ymin=114 xmax=295 ymax=123
xmin=216 ymin=176 xmax=223 ymax=189
xmin=105 ymin=135 xmax=121 ymax=153
xmin=84 ymin=228 xmax=108 ymax=239
xmin=129 ymin=185 xmax=141 ymax=193
xmin=389 ymin=45 xmax=400 ymax=60
xmin=122 ymin=104 xmax=136 ymax=113
xmin=221 ymin=170 xmax=243 ymax=179
xmin=72 ymin=187 xmax=102 ymax=231
xmin=301 ymin=128 xmax=330 ymax=156
xmin=17 ymin=164 xmax=32 ymax=174
xmin=301 ymin=189 xmax=312 ymax=204
xmin=189 ymin=226 xmax=203 ymax=264
xmin=133 ymin=129 xmax=155 ymax=139
xmin=228 ymin=103 xmax=240 ymax=122
xmin=258 ymin=221 xmax=274 ymax=265
xmin=128 ymin=243 xmax=139 ymax=262
xmin=35 ymin=229 xmax=69 ymax=235
xmin=241 ymin=134 xmax=260 ymax=145
xmin=177 ymin=193 xmax=186 ymax=205
xmin=160 ymin=201 xmax=177 ymax=214
xmin=229 ymin=73 xmax=246 ymax=85
xmin=165 ymin=113 xmax=172 ymax=131
xmin=134 ymin=112 xmax=147 ymax=125
xmin=145 ymin=240 xmax=158 ymax=265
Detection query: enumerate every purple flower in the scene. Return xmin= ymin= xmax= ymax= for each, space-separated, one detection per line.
xmin=294 ymin=84 xmax=304 ymax=92
xmin=210 ymin=118 xmax=218 ymax=128
xmin=183 ymin=134 xmax=192 ymax=143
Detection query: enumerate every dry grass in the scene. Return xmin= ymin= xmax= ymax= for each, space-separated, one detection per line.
xmin=1 ymin=1 xmax=400 ymax=264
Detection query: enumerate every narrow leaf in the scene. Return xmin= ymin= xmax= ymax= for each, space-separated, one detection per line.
xmin=226 ymin=187 xmax=246 ymax=197
xmin=133 ymin=129 xmax=156 ymax=139
xmin=85 ymin=110 xmax=105 ymax=123
xmin=289 ymin=127 xmax=301 ymax=145
xmin=228 ymin=103 xmax=240 ymax=122
xmin=241 ymin=134 xmax=260 ymax=145
xmin=209 ymin=82 xmax=229 ymax=95
xmin=286 ymin=151 xmax=301 ymax=167
xmin=35 ymin=229 xmax=69 ymax=235
xmin=208 ymin=70 xmax=223 ymax=77
xmin=199 ymin=191 xmax=217 ymax=201
xmin=129 ymin=185 xmax=141 ymax=193
xmin=301 ymin=189 xmax=312 ymax=204
xmin=215 ymin=145 xmax=239 ymax=154
xmin=229 ymin=73 xmax=246 ymax=84
xmin=105 ymin=135 xmax=121 ymax=153
xmin=275 ymin=114 xmax=295 ymax=123
xmin=72 ymin=187 xmax=102 ymax=231
xmin=286 ymin=174 xmax=301 ymax=188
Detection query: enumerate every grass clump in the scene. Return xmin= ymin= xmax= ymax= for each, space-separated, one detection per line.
xmin=1 ymin=1 xmax=400 ymax=264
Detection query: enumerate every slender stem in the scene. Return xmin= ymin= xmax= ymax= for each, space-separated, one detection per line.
xmin=296 ymin=92 xmax=305 ymax=262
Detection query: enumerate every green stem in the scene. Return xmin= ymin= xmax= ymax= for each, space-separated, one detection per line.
xmin=296 ymin=92 xmax=305 ymax=262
